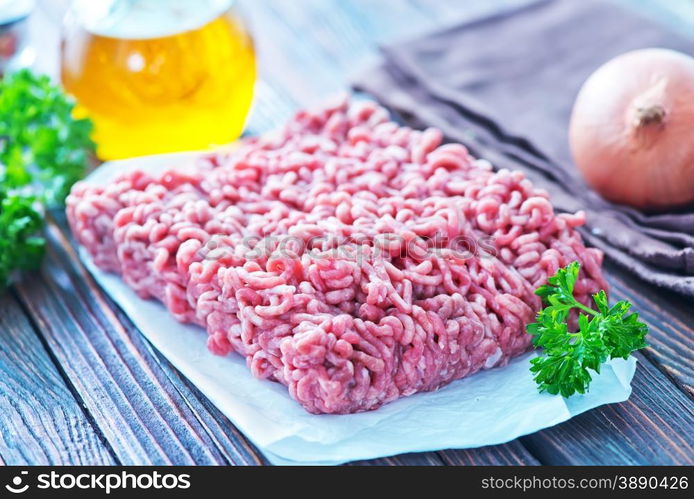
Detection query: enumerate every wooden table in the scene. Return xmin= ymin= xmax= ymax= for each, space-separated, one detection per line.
xmin=1 ymin=0 xmax=692 ymax=466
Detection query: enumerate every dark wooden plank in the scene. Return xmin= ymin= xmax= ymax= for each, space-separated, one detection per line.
xmin=351 ymin=440 xmax=541 ymax=465
xmin=12 ymin=219 xmax=263 ymax=465
xmin=521 ymin=352 xmax=694 ymax=465
xmin=605 ymin=261 xmax=694 ymax=396
xmin=169 ymin=376 xmax=269 ymax=465
xmin=438 ymin=441 xmax=541 ymax=466
xmin=0 ymin=293 xmax=115 ymax=465
xmin=350 ymin=452 xmax=445 ymax=466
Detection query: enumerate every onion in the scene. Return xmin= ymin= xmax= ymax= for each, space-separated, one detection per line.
xmin=569 ymin=48 xmax=694 ymax=210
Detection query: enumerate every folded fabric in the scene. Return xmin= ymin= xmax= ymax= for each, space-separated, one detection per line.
xmin=355 ymin=0 xmax=694 ymax=297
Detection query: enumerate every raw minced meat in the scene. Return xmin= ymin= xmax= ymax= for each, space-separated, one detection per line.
xmin=67 ymin=97 xmax=607 ymax=414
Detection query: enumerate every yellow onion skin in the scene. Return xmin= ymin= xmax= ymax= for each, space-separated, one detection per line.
xmin=569 ymin=48 xmax=694 ymax=210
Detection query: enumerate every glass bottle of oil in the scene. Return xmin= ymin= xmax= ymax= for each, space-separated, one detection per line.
xmin=61 ymin=0 xmax=256 ymax=160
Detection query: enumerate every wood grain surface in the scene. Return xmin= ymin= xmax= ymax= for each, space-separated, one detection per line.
xmin=0 ymin=0 xmax=691 ymax=466
xmin=0 ymin=294 xmax=114 ymax=465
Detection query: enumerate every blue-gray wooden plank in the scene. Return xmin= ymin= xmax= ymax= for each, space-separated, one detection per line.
xmin=0 ymin=294 xmax=115 ymax=464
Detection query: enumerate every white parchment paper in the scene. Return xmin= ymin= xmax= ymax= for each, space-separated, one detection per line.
xmin=77 ymin=153 xmax=636 ymax=465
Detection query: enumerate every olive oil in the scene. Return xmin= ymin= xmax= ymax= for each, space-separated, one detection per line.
xmin=61 ymin=0 xmax=255 ymax=160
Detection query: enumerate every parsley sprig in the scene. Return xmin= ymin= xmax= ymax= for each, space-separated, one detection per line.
xmin=528 ymin=262 xmax=648 ymax=397
xmin=0 ymin=70 xmax=94 ymax=289
xmin=0 ymin=190 xmax=45 ymax=287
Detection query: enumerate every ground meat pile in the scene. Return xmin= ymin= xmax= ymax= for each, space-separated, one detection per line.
xmin=67 ymin=97 xmax=608 ymax=414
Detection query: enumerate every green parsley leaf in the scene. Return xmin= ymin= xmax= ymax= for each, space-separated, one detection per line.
xmin=0 ymin=188 xmax=45 ymax=288
xmin=527 ymin=262 xmax=648 ymax=397
xmin=0 ymin=69 xmax=94 ymax=289
xmin=0 ymin=69 xmax=94 ymax=206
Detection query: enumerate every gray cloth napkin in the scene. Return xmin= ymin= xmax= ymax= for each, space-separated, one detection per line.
xmin=355 ymin=0 xmax=694 ymax=297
